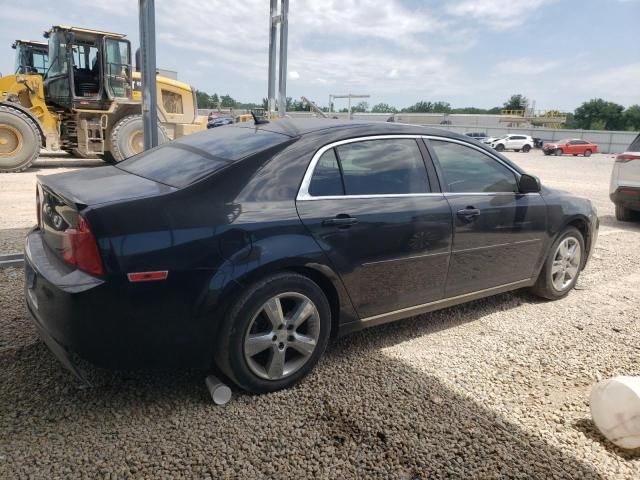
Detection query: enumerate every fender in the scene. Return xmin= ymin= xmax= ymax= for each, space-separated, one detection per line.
xmin=196 ymin=232 xmax=360 ymax=343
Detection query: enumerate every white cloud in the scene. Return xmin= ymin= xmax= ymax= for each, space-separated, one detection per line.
xmin=288 ymin=71 xmax=300 ymax=80
xmin=387 ymin=69 xmax=399 ymax=78
xmin=496 ymin=59 xmax=560 ymax=75
xmin=446 ymin=0 xmax=554 ymax=30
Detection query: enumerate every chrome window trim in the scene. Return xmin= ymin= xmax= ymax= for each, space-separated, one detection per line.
xmin=296 ymin=134 xmax=523 ymax=201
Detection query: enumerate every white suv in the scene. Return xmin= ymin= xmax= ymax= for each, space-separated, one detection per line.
xmin=491 ymin=135 xmax=534 ymax=153
xmin=610 ymin=134 xmax=640 ymax=221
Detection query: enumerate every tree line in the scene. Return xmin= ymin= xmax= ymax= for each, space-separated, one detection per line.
xmin=196 ymin=90 xmax=640 ymax=131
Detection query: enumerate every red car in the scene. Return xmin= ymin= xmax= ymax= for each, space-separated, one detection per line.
xmin=543 ymin=139 xmax=598 ymax=157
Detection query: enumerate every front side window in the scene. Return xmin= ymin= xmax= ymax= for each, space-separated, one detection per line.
xmin=105 ymin=39 xmax=131 ymax=98
xmin=162 ymin=90 xmax=184 ymax=114
xmin=335 ymin=139 xmax=429 ymax=195
xmin=429 ymin=140 xmax=518 ymax=193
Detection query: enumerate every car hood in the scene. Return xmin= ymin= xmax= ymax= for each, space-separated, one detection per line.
xmin=37 ymin=166 xmax=176 ymax=209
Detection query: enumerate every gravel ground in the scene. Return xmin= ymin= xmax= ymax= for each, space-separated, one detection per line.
xmin=1 ymin=150 xmax=639 ymax=478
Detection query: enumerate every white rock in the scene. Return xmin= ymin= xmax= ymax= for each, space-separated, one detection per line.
xmin=590 ymin=376 xmax=640 ymax=449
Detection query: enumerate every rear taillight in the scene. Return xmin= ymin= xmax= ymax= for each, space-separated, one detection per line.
xmin=62 ymin=215 xmax=104 ymax=276
xmin=616 ymin=154 xmax=640 ymax=163
xmin=36 ymin=188 xmax=41 ymax=229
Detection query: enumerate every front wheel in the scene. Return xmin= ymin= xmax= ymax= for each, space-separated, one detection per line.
xmin=531 ymin=226 xmax=584 ymax=300
xmin=0 ymin=105 xmax=41 ymax=172
xmin=555 ymin=148 xmax=563 ymax=156
xmin=584 ymin=149 xmax=592 ymax=157
xmin=522 ymin=144 xmax=531 ymax=153
xmin=215 ymin=272 xmax=331 ymax=393
xmin=495 ymin=144 xmax=505 ymax=152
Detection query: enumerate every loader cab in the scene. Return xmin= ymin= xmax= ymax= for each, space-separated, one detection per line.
xmin=43 ymin=26 xmax=132 ymax=111
xmin=13 ymin=40 xmax=49 ymax=75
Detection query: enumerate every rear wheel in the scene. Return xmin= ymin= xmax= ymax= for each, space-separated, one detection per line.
xmin=514 ymin=149 xmax=520 ymax=152
xmin=107 ymin=114 xmax=168 ymax=162
xmin=215 ymin=272 xmax=331 ymax=393
xmin=615 ymin=204 xmax=637 ymax=222
xmin=584 ymin=149 xmax=592 ymax=157
xmin=495 ymin=144 xmax=505 ymax=152
xmin=522 ymin=144 xmax=531 ymax=153
xmin=531 ymin=226 xmax=584 ymax=300
xmin=0 ymin=105 xmax=41 ymax=172
xmin=555 ymin=148 xmax=563 ymax=156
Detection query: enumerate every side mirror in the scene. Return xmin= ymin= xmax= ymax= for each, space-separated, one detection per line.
xmin=518 ymin=173 xmax=541 ymax=194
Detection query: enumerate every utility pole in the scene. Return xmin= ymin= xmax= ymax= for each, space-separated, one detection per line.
xmin=139 ymin=0 xmax=158 ymax=149
xmin=267 ymin=0 xmax=289 ymax=118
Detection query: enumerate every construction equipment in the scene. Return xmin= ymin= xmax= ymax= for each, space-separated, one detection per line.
xmin=0 ymin=25 xmax=206 ymax=172
xmin=12 ymin=40 xmax=49 ymax=75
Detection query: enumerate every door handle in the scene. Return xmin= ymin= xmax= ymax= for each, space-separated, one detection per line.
xmin=322 ymin=215 xmax=358 ymax=228
xmin=456 ymin=207 xmax=481 ymax=220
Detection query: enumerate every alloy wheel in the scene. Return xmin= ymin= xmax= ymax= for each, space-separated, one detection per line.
xmin=551 ymin=237 xmax=581 ymax=291
xmin=243 ymin=292 xmax=321 ymax=380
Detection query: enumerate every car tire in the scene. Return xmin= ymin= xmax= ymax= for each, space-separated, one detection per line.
xmin=615 ymin=204 xmax=637 ymax=222
xmin=584 ymin=149 xmax=592 ymax=157
xmin=495 ymin=144 xmax=505 ymax=152
xmin=555 ymin=148 xmax=563 ymax=156
xmin=522 ymin=145 xmax=531 ymax=153
xmin=531 ymin=226 xmax=585 ymax=300
xmin=573 ymin=154 xmax=578 ymax=156
xmin=543 ymin=151 xmax=550 ymax=156
xmin=515 ymin=149 xmax=520 ymax=152
xmin=215 ymin=272 xmax=332 ymax=393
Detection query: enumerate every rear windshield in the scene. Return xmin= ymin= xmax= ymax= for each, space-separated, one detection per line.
xmin=117 ymin=127 xmax=290 ymax=187
xmin=628 ymin=134 xmax=640 ymax=152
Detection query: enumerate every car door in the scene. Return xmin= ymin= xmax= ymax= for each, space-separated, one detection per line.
xmin=425 ymin=138 xmax=547 ymax=297
xmin=296 ymin=136 xmax=453 ymax=319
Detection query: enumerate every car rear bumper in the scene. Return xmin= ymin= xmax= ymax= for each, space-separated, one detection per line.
xmin=24 ymin=229 xmax=212 ymax=371
xmin=610 ymin=187 xmax=640 ymax=211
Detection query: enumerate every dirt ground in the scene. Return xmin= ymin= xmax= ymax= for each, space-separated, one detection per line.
xmin=0 ymin=149 xmax=639 ymax=478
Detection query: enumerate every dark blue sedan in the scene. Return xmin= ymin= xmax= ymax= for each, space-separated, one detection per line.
xmin=25 ymin=119 xmax=598 ymax=393
xmin=207 ymin=117 xmax=233 ymax=129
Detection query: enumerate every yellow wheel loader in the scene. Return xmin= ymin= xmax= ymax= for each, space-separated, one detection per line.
xmin=0 ymin=26 xmax=206 ymax=172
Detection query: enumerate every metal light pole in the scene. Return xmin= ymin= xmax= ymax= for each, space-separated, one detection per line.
xmin=267 ymin=0 xmax=289 ymax=118
xmin=139 ymin=0 xmax=158 ymax=149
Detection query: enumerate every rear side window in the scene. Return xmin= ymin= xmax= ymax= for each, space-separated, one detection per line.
xmin=335 ymin=139 xmax=429 ymax=195
xmin=430 ymin=140 xmax=518 ymax=193
xmin=117 ymin=127 xmax=289 ymax=187
xmin=308 ymin=149 xmax=344 ymax=196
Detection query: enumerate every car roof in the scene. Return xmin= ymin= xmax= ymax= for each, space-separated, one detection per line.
xmin=233 ymin=117 xmax=471 ymax=139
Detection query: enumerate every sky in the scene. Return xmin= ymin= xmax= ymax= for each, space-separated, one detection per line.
xmin=1 ymin=0 xmax=639 ymax=111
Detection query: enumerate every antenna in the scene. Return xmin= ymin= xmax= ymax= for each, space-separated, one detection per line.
xmin=251 ymin=111 xmax=270 ymax=125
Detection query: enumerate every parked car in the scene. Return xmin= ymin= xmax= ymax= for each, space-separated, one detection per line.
xmin=25 ymin=119 xmax=598 ymax=393
xmin=543 ymin=139 xmax=598 ymax=157
xmin=465 ymin=132 xmax=489 ymax=142
xmin=491 ymin=134 xmax=534 ymax=152
xmin=207 ymin=117 xmax=233 ymax=129
xmin=610 ymin=133 xmax=640 ymax=221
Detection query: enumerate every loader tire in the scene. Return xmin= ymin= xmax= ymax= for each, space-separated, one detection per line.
xmin=107 ymin=114 xmax=168 ymax=163
xmin=0 ymin=105 xmax=41 ymax=173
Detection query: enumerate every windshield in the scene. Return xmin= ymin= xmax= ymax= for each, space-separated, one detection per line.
xmin=46 ymin=32 xmax=68 ymax=78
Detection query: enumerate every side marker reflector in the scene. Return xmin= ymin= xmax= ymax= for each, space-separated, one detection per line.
xmin=127 ymin=271 xmax=169 ymax=282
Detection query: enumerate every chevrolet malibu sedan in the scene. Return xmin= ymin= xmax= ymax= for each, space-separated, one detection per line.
xmin=543 ymin=139 xmax=598 ymax=157
xmin=25 ymin=119 xmax=599 ymax=393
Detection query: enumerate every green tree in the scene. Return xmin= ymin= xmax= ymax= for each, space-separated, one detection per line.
xmin=350 ymin=101 xmax=369 ymax=113
xmin=623 ymin=105 xmax=640 ymax=131
xmin=219 ymin=94 xmax=237 ymax=108
xmin=371 ymin=103 xmax=398 ymax=113
xmin=503 ymin=94 xmax=528 ymax=111
xmin=195 ymin=90 xmax=214 ymax=109
xmin=573 ymin=98 xmax=626 ymax=130
xmin=403 ymin=101 xmax=433 ymax=113
xmin=432 ymin=101 xmax=451 ymax=113
xmin=211 ymin=93 xmax=219 ymax=107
